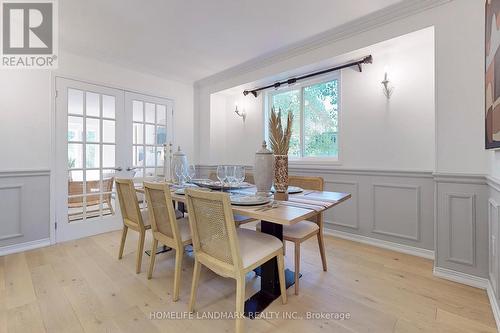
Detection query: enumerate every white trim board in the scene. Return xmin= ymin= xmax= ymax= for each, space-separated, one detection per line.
xmin=487 ymin=281 xmax=500 ymax=333
xmin=323 ymin=229 xmax=434 ymax=260
xmin=0 ymin=238 xmax=50 ymax=257
xmin=433 ymin=267 xmax=489 ymax=289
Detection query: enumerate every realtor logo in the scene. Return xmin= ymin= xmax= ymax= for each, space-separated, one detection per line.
xmin=1 ymin=0 xmax=58 ymax=68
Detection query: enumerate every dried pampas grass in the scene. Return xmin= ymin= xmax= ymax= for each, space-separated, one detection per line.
xmin=269 ymin=107 xmax=293 ymax=155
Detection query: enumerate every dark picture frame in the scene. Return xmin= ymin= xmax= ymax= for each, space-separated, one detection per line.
xmin=486 ymin=0 xmax=500 ymax=149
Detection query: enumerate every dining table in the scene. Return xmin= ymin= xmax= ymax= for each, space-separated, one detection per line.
xmin=136 ymin=183 xmax=351 ymax=318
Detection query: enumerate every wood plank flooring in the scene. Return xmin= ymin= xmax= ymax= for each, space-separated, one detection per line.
xmin=0 ymin=226 xmax=497 ymax=333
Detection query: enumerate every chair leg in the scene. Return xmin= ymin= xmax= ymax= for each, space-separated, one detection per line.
xmin=188 ymin=259 xmax=201 ymax=312
xmin=136 ymin=231 xmax=145 ymax=274
xmin=294 ymin=242 xmax=300 ymax=295
xmin=118 ymin=226 xmax=128 ymax=260
xmin=317 ymin=231 xmax=327 ymax=272
xmin=173 ymin=248 xmax=183 ymax=302
xmin=277 ymin=253 xmax=287 ymax=304
xmin=283 ymin=241 xmax=286 ymax=256
xmin=147 ymin=238 xmax=158 ymax=279
xmin=235 ymin=275 xmax=246 ymax=333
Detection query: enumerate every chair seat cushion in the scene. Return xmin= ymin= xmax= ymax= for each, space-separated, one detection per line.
xmin=237 ymin=228 xmax=282 ymax=268
xmin=256 ymin=220 xmax=319 ymax=240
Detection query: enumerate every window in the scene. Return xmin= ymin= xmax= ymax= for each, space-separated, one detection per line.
xmin=267 ymin=75 xmax=340 ymax=160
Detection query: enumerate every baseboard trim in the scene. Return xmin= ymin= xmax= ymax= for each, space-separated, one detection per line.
xmin=0 ymin=238 xmax=51 ymax=256
xmin=324 ymin=229 xmax=434 ymax=260
xmin=433 ymin=266 xmax=489 ymax=289
xmin=487 ymin=280 xmax=500 ymax=332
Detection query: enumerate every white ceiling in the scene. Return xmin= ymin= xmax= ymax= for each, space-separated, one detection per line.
xmin=60 ymin=0 xmax=402 ymax=83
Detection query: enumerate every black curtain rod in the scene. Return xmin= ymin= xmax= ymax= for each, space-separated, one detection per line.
xmin=243 ymin=55 xmax=373 ymax=97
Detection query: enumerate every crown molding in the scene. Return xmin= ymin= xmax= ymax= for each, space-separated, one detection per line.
xmin=194 ymin=0 xmax=452 ymax=89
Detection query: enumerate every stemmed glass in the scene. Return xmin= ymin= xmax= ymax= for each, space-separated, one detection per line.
xmin=226 ymin=166 xmax=236 ymax=188
xmin=234 ymin=166 xmax=245 ymax=187
xmin=175 ymin=164 xmax=185 ymax=186
xmin=216 ymin=165 xmax=226 ymax=192
xmin=186 ymin=165 xmax=196 ymax=184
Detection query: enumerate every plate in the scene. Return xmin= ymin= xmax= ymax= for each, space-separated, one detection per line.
xmin=271 ymin=186 xmax=303 ymax=194
xmin=192 ymin=179 xmax=253 ymax=191
xmin=230 ymin=195 xmax=271 ymax=206
xmin=175 ymin=187 xmax=210 ymax=195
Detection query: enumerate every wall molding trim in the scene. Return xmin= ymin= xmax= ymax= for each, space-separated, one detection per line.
xmin=433 ymin=266 xmax=489 ymax=289
xmin=487 ymin=175 xmax=500 ymax=193
xmin=433 ymin=172 xmax=487 ymax=185
xmin=194 ymin=0 xmax=451 ymax=88
xmin=0 ymin=238 xmax=50 ymax=257
xmin=326 ymin=180 xmax=360 ymax=229
xmin=0 ymin=169 xmax=50 ymax=178
xmin=445 ymin=193 xmax=476 ymax=266
xmin=196 ymin=164 xmax=434 ymax=178
xmin=371 ymin=183 xmax=421 ymax=241
xmin=324 ymin=228 xmax=434 ymax=260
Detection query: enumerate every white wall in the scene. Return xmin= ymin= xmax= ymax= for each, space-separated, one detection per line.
xmin=207 ymin=28 xmax=435 ymax=170
xmin=0 ymin=51 xmax=195 ymax=172
xmin=0 ymin=71 xmax=52 ymax=171
xmin=195 ymin=0 xmax=488 ymax=175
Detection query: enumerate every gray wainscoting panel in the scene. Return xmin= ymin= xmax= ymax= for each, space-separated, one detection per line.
xmin=487 ymin=176 xmax=500 ymax=301
xmin=447 ymin=193 xmax=475 ymax=266
xmin=435 ymin=174 xmax=488 ymax=278
xmin=0 ymin=184 xmax=22 ymax=240
xmin=324 ymin=181 xmax=359 ymax=230
xmin=372 ymin=183 xmax=421 ymax=241
xmin=0 ymin=170 xmax=50 ymax=248
xmin=488 ymin=197 xmax=499 ymax=295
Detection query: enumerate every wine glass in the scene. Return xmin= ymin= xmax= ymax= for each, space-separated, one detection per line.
xmin=235 ymin=166 xmax=245 ymax=187
xmin=186 ymin=165 xmax=196 ymax=184
xmin=175 ymin=164 xmax=185 ymax=186
xmin=226 ymin=166 xmax=236 ymax=188
xmin=216 ymin=165 xmax=226 ymax=192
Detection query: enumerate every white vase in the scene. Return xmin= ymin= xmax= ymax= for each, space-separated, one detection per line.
xmin=254 ymin=141 xmax=274 ymax=196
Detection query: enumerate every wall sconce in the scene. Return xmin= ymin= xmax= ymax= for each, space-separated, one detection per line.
xmin=234 ymin=103 xmax=246 ymax=121
xmin=381 ymin=69 xmax=394 ymax=99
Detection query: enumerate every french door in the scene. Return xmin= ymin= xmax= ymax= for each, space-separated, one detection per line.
xmin=55 ymin=78 xmax=173 ymax=242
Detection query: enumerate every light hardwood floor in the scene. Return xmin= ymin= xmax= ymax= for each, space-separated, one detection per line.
xmin=0 ymin=225 xmax=497 ymax=333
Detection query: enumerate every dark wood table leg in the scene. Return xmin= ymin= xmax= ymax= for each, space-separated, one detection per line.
xmin=244 ymin=220 xmax=300 ymax=318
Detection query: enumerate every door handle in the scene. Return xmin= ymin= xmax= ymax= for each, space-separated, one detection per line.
xmin=114 ymin=167 xmax=123 ymax=171
xmin=126 ymin=167 xmax=137 ymax=171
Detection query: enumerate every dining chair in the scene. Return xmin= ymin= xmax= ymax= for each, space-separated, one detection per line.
xmin=185 ymin=189 xmax=287 ymax=333
xmin=143 ymin=182 xmax=192 ymax=301
xmin=257 ymin=175 xmax=326 ymax=295
xmin=115 ymin=178 xmax=151 ymax=274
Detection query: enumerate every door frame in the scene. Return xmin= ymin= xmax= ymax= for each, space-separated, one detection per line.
xmin=51 ymin=75 xmax=175 ymax=243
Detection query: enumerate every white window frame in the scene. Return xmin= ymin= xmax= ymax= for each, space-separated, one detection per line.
xmin=264 ymin=71 xmax=342 ymax=165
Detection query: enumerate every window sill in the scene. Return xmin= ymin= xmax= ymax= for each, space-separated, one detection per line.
xmin=288 ymin=158 xmax=341 ymax=167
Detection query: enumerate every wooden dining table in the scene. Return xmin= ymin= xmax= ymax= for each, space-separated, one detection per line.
xmin=136 ymin=184 xmax=351 ymax=317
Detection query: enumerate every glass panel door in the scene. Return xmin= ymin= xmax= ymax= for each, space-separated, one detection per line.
xmin=55 ymin=78 xmax=126 ymax=242
xmin=125 ymin=92 xmax=173 ymax=181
